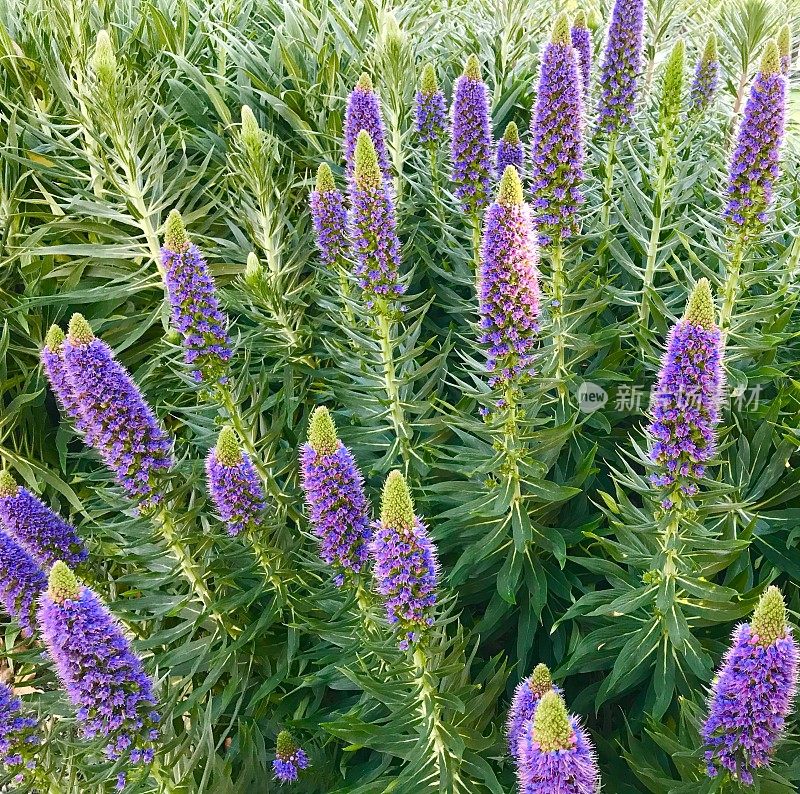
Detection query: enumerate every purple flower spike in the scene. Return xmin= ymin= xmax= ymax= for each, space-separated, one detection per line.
xmin=703 ymin=587 xmax=799 ymax=785
xmin=206 ymin=427 xmax=266 ymax=537
xmin=516 ymin=690 xmax=600 ymax=793
xmin=42 ymin=324 xmax=86 ymax=427
xmin=479 ymin=167 xmax=541 ymax=389
xmin=38 ymin=562 xmax=160 ymax=782
xmin=161 ymin=210 xmax=232 ymax=385
xmin=530 ymin=14 xmax=586 ymax=246
xmin=370 ymin=471 xmax=439 ymax=649
xmin=273 ymin=730 xmax=309 ymax=784
xmin=348 ymin=130 xmax=405 ymax=307
xmin=451 ymin=54 xmax=494 ymax=214
xmin=778 ymin=24 xmax=792 ymax=76
xmin=415 ymin=63 xmax=447 ymax=146
xmin=0 ymin=682 xmax=40 ymax=780
xmin=61 ymin=314 xmax=173 ymax=508
xmin=725 ymin=41 xmax=786 ymax=238
xmin=507 ymin=664 xmax=557 ymax=762
xmin=0 ymin=528 xmax=46 ymax=636
xmin=344 ymin=73 xmax=391 ymax=180
xmin=571 ymin=11 xmax=592 ymax=96
xmin=496 ymin=122 xmax=524 ymax=177
xmin=596 ymin=0 xmax=645 ymax=135
xmin=310 ymin=164 xmax=349 ymax=267
xmin=0 ymin=471 xmax=87 ymax=568
xmin=689 ymin=33 xmax=720 ymax=116
xmin=299 ymin=407 xmax=372 ymax=583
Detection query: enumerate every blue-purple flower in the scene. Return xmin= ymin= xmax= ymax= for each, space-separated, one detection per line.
xmin=344 ymin=73 xmax=391 ymax=180
xmin=689 ymin=33 xmax=720 ymax=116
xmin=0 ymin=682 xmax=40 ymax=781
xmin=310 ymin=163 xmax=349 ymax=267
xmin=299 ymin=407 xmax=371 ymax=584
xmin=273 ymin=730 xmax=309 ymax=784
xmin=415 ymin=63 xmax=447 ymax=146
xmin=571 ymin=11 xmax=592 ymax=96
xmin=0 ymin=470 xmax=87 ymax=568
xmin=0 ymin=528 xmax=46 ymax=635
xmin=507 ymin=663 xmax=557 ymax=762
xmin=702 ymin=586 xmax=798 ymax=785
xmin=41 ymin=325 xmax=84 ymax=427
xmin=496 ymin=121 xmax=524 ymax=177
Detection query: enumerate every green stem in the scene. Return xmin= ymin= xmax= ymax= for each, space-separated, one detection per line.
xmin=780 ymin=233 xmax=800 ymax=289
xmin=501 ymin=383 xmax=523 ymax=498
xmin=376 ymin=311 xmax=411 ymax=468
xmin=550 ymin=243 xmax=567 ymax=395
xmin=471 ymin=212 xmax=482 ymax=270
xmin=412 ymin=647 xmax=448 ymax=767
xmin=600 ymin=136 xmax=618 ymax=231
xmin=720 ymin=240 xmax=746 ymax=337
xmin=250 ymin=533 xmax=288 ymax=600
xmin=336 ymin=262 xmax=356 ymax=326
xmin=429 ymin=146 xmax=440 ymax=202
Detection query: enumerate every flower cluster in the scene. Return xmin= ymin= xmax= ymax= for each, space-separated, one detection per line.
xmin=370 ymin=471 xmax=439 ymax=649
xmin=702 ymin=587 xmax=798 ymax=785
xmin=496 ymin=121 xmax=524 ymax=176
xmin=39 ymin=563 xmax=160 ymax=788
xmin=571 ymin=11 xmax=592 ymax=96
xmin=507 ymin=664 xmax=556 ymax=762
xmin=206 ymin=427 xmax=266 ymax=536
xmin=0 ymin=527 xmax=47 ymax=635
xmin=648 ymin=279 xmax=723 ymax=496
xmin=0 ymin=470 xmax=87 ymax=568
xmin=0 ymin=682 xmax=40 ymax=781
xmin=725 ymin=41 xmax=787 ymax=238
xmin=299 ymin=407 xmax=372 ymax=584
xmin=310 ymin=163 xmax=349 ymax=267
xmin=596 ymin=0 xmax=645 ymax=135
xmin=273 ymin=730 xmax=309 ymax=783
xmin=344 ymin=73 xmax=391 ymax=180
xmin=529 ymin=14 xmax=586 ymax=245
xmin=160 ymin=210 xmax=232 ymax=385
xmin=478 ymin=167 xmax=541 ymax=388
xmin=41 ymin=325 xmax=84 ymax=426
xmin=415 ymin=63 xmax=447 ymax=146
xmin=451 ymin=54 xmax=493 ymax=213
xmin=689 ymin=33 xmax=720 ymax=116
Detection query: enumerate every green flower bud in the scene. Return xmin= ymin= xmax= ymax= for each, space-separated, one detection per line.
xmin=164 ymin=209 xmax=189 ymax=251
xmin=684 ymin=278 xmax=716 ymax=329
xmin=532 ymin=690 xmax=573 ymax=752
xmin=760 ymin=39 xmax=781 ymax=76
xmin=92 ymin=30 xmax=117 ymax=88
xmin=307 ymin=407 xmax=338 ymax=456
xmin=497 ymin=165 xmax=523 ymax=207
xmin=380 ymin=470 xmax=414 ymax=529
xmin=48 ymin=561 xmax=80 ymax=603
xmin=45 ymin=324 xmax=66 ymax=352
xmin=67 ymin=314 xmax=95 ymax=345
xmin=353 ymin=130 xmax=382 ymax=190
xmin=530 ymin=663 xmax=553 ymax=696
xmin=0 ymin=470 xmax=18 ymax=498
xmin=464 ymin=54 xmax=482 ymax=80
xmin=551 ymin=13 xmax=571 ymax=45
xmin=751 ymin=585 xmax=787 ymax=646
xmin=215 ymin=427 xmax=243 ymax=467
xmin=419 ymin=63 xmax=438 ymax=95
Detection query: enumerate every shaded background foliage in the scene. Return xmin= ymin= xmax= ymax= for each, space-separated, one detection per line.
xmin=1 ymin=0 xmax=800 ymax=791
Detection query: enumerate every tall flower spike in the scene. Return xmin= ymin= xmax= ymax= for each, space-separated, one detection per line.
xmin=648 ymin=279 xmax=723 ymax=497
xmin=348 ymin=130 xmax=405 ymax=308
xmin=310 ymin=164 xmax=349 ymax=267
xmin=496 ymin=121 xmax=524 ymax=177
xmin=516 ymin=690 xmax=600 ymax=793
xmin=41 ymin=324 xmax=84 ymax=426
xmin=530 ymin=14 xmax=586 ymax=246
xmin=0 ymin=471 xmax=87 ymax=568
xmin=299 ymin=407 xmax=372 ymax=584
xmin=161 ymin=210 xmax=232 ymax=385
xmin=0 ymin=528 xmax=46 ymax=635
xmin=92 ymin=30 xmax=116 ymax=89
xmin=38 ymin=562 xmax=160 ymax=789
xmin=344 ymin=73 xmax=391 ymax=180
xmin=725 ymin=40 xmax=786 ymax=238
xmin=451 ymin=54 xmax=494 ymax=213
xmin=659 ymin=41 xmax=685 ymax=141
xmin=507 ymin=663 xmax=557 ymax=762
xmin=778 ymin=24 xmax=792 ymax=75
xmin=273 ymin=730 xmax=309 ymax=783
xmin=370 ymin=471 xmax=439 ymax=649
xmin=596 ymin=0 xmax=645 ymax=135
xmin=206 ymin=427 xmax=266 ymax=537
xmin=689 ymin=33 xmax=720 ymax=116
xmin=62 ymin=314 xmax=173 ymax=508
xmin=702 ymin=587 xmax=798 ymax=785
xmin=0 ymin=682 xmax=40 ymax=781
xmin=571 ymin=10 xmax=593 ymax=96
xmin=415 ymin=63 xmax=447 ymax=146
xmin=479 ymin=166 xmax=541 ymax=389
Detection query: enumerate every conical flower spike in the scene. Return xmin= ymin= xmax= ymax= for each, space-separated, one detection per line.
xmin=92 ymin=30 xmax=116 ymax=89
xmin=778 ymin=24 xmax=792 ymax=75
xmin=689 ymin=33 xmax=720 ymax=115
xmin=273 ymin=730 xmax=309 ymax=783
xmin=496 ymin=121 xmax=524 ymax=177
xmin=41 ymin=324 xmax=84 ymax=426
xmin=415 ymin=63 xmax=447 ymax=145
xmin=571 ymin=11 xmax=593 ymax=95
xmin=344 ymin=72 xmax=391 ymax=179
xmin=310 ymin=163 xmax=349 ymax=266
xmin=507 ymin=663 xmax=557 ymax=761
xmin=659 ymin=41 xmax=685 ymax=141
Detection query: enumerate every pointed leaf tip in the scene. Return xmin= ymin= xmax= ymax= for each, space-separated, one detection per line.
xmin=752 ymin=586 xmax=786 ymax=646
xmin=356 ymin=72 xmax=373 ymax=92
xmin=532 ymin=690 xmax=573 ymax=752
xmin=48 ymin=561 xmax=80 ymax=603
xmin=215 ymin=427 xmax=243 ymax=467
xmin=45 ymin=324 xmax=65 ymax=352
xmin=419 ymin=63 xmax=438 ymax=94
xmin=502 ymin=121 xmax=520 ymax=144
xmin=530 ymin=663 xmax=553 ymax=696
xmin=684 ymin=278 xmax=716 ymax=329
xmin=315 ymin=163 xmax=335 ymax=193
xmin=308 ymin=407 xmax=338 ymax=455
xmin=464 ymin=54 xmax=481 ymax=80
xmin=0 ymin=470 xmax=18 ymax=498
xmin=354 ymin=130 xmax=382 ymax=189
xmin=552 ymin=13 xmax=571 ymax=45
xmin=380 ymin=470 xmax=415 ymax=529
xmin=67 ymin=314 xmax=95 ymax=345
xmin=760 ymin=40 xmax=781 ymax=75
xmin=497 ymin=165 xmax=523 ymax=206
xmin=164 ymin=209 xmax=189 ymax=251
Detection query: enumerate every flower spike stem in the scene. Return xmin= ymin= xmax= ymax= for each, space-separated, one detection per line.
xmin=412 ymin=647 xmax=448 ymax=773
xmin=550 ymin=242 xmax=568 ymax=393
xmin=719 ymin=240 xmax=746 ymax=337
xmin=600 ymin=136 xmax=618 ymax=232
xmin=377 ymin=311 xmax=411 ymax=468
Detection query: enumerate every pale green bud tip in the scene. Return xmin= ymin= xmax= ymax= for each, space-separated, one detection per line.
xmin=668 ymin=40 xmax=685 ymax=67
xmin=241 ymin=105 xmax=260 ymax=141
xmin=760 ymin=40 xmax=781 ymax=75
xmin=529 ymin=663 xmax=553 ymax=696
xmin=0 ymin=471 xmax=18 ymax=498
xmin=67 ymin=314 xmax=95 ymax=345
xmin=354 ymin=131 xmax=381 ymax=188
xmin=420 ymin=63 xmax=438 ymax=94
xmin=502 ymin=121 xmax=520 ymax=144
xmin=356 ymin=72 xmax=373 ymax=92
xmin=702 ymin=32 xmax=718 ymax=63
xmin=497 ymin=165 xmax=523 ymax=206
xmin=572 ymin=10 xmax=587 ymax=28
xmin=315 ymin=163 xmax=335 ymax=194
xmin=164 ymin=209 xmax=189 ymax=251
xmin=684 ymin=278 xmax=716 ymax=329
xmin=308 ymin=407 xmax=338 ymax=455
xmin=93 ymin=30 xmax=116 ymax=82
xmin=380 ymin=470 xmax=415 ymax=528
xmin=532 ymin=691 xmax=573 ymax=752
xmin=464 ymin=54 xmax=481 ymax=80
xmin=751 ymin=586 xmax=787 ymax=646
xmin=778 ymin=25 xmax=791 ymax=58
xmin=552 ymin=13 xmax=571 ymax=45
xmin=45 ymin=324 xmax=66 ymax=352
xmin=276 ymin=730 xmax=297 ymax=755
xmin=244 ymin=252 xmax=261 ymax=284
xmin=48 ymin=561 xmax=80 ymax=603
xmin=215 ymin=427 xmax=243 ymax=467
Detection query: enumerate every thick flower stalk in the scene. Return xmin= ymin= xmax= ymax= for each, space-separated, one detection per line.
xmin=41 ymin=325 xmax=83 ymax=426
xmin=38 ymin=563 xmax=160 ymax=787
xmin=206 ymin=427 xmax=266 ymax=537
xmin=496 ymin=121 xmax=524 ymax=176
xmin=0 ymin=528 xmax=46 ymax=635
xmin=309 ymin=163 xmax=349 ymax=267
xmin=344 ymin=73 xmax=391 ymax=180
xmin=370 ymin=471 xmax=439 ymax=650
xmin=415 ymin=63 xmax=447 ymax=146
xmin=0 ymin=471 xmax=87 ymax=568
xmin=529 ymin=14 xmax=586 ymax=246
xmin=507 ymin=664 xmax=556 ymax=762
xmin=61 ymin=314 xmax=173 ymax=507
xmin=689 ymin=33 xmax=720 ymax=116
xmin=299 ymin=407 xmax=372 ymax=584
xmin=571 ymin=11 xmax=592 ymax=96
xmin=348 ymin=130 xmax=405 ymax=308
xmin=450 ymin=54 xmax=493 ymax=214
xmin=160 ymin=210 xmax=232 ymax=385
xmin=479 ymin=166 xmax=541 ymax=389
xmin=596 ymin=0 xmax=645 ymax=135
xmin=273 ymin=730 xmax=309 ymax=783
xmin=778 ymin=24 xmax=792 ymax=75
xmin=0 ymin=682 xmax=40 ymax=780
xmin=658 ymin=41 xmax=685 ymax=143
xmin=702 ymin=587 xmax=798 ymax=785
xmin=648 ymin=280 xmax=723 ymax=494
xmin=516 ymin=690 xmax=600 ymax=793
